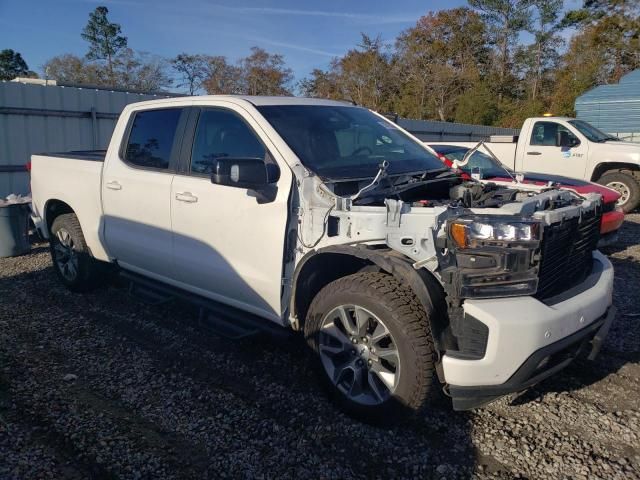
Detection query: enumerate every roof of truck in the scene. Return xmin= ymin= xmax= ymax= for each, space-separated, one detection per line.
xmin=527 ymin=116 xmax=573 ymax=122
xmin=230 ymin=96 xmax=354 ymax=106
xmin=125 ymin=95 xmax=355 ymax=110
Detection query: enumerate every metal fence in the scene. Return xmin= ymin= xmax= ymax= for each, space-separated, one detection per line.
xmin=397 ymin=117 xmax=520 ymax=142
xmin=0 ymin=80 xmax=175 ymax=197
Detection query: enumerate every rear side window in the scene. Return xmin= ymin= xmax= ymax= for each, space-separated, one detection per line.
xmin=191 ymin=109 xmax=266 ymax=175
xmin=125 ymin=108 xmax=183 ymax=169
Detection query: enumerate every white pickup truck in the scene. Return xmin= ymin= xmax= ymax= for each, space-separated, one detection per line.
xmin=435 ymin=117 xmax=640 ymax=212
xmin=30 ymin=97 xmax=615 ymax=420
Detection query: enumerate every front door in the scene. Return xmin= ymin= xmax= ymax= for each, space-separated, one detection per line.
xmin=521 ymin=121 xmax=589 ymax=179
xmin=102 ymin=107 xmax=187 ymax=279
xmin=170 ymin=105 xmax=291 ymax=322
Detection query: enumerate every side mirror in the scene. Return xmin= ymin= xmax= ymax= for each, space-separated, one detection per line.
xmin=211 ymin=157 xmax=279 ymax=190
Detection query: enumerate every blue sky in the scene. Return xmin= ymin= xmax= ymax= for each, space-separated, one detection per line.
xmin=1 ymin=0 xmax=468 ymax=85
xmin=1 ymin=0 xmax=581 ymax=90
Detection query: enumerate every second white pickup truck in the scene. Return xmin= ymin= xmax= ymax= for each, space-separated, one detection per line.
xmin=30 ymin=97 xmax=615 ymax=421
xmin=433 ymin=117 xmax=640 ymax=212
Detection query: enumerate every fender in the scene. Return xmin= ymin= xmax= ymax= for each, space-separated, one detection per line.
xmin=291 ymin=244 xmax=451 ymax=353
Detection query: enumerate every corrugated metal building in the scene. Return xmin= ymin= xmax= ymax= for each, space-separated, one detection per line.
xmin=0 ymin=79 xmax=175 ymax=197
xmin=575 ymin=69 xmax=640 ymax=141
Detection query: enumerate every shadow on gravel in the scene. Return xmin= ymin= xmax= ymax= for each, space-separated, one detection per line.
xmin=3 ymin=215 xmax=639 ymax=477
xmin=0 ymin=240 xmax=481 ymax=478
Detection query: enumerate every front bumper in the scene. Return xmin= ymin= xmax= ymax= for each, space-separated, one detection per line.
xmin=600 ymin=209 xmax=625 ymax=236
xmin=442 ymin=250 xmax=614 ymax=409
xmin=448 ymin=306 xmax=615 ymax=410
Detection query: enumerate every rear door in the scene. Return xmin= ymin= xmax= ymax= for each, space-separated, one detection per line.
xmin=102 ymin=107 xmax=188 ymax=279
xmin=520 ymin=120 xmax=589 ymax=179
xmin=169 ymin=104 xmax=292 ymax=322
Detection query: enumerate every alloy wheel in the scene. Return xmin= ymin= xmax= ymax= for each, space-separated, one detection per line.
xmin=318 ymin=305 xmax=400 ymax=405
xmin=53 ymin=228 xmax=79 ymax=281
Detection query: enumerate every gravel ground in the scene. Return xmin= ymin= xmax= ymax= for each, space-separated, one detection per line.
xmin=1 ymin=215 xmax=639 ymax=479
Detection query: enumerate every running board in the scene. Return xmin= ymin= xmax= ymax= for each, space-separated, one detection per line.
xmin=128 ymin=281 xmax=174 ymax=306
xmin=119 ymin=271 xmax=292 ymax=341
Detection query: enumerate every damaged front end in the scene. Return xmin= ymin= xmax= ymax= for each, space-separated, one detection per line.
xmin=293 ymin=170 xmax=603 ymax=367
xmin=435 ymin=188 xmax=603 ymax=362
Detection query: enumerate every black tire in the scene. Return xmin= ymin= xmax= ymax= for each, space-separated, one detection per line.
xmin=597 ymin=171 xmax=640 ymax=213
xmin=49 ymin=213 xmax=106 ymax=292
xmin=304 ymin=272 xmax=437 ymax=422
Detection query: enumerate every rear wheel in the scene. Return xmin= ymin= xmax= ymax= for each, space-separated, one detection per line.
xmin=50 ymin=213 xmax=106 ymax=292
xmin=597 ymin=171 xmax=639 ymax=213
xmin=304 ymin=272 xmax=437 ymax=422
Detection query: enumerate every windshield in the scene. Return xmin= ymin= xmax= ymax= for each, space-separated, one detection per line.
xmin=256 ymin=105 xmax=445 ymax=179
xmin=431 ymin=145 xmax=512 ymax=178
xmin=568 ymin=120 xmax=615 ymax=142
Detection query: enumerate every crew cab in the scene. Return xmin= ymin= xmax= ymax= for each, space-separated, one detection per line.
xmin=30 ymin=97 xmax=615 ymax=420
xmin=427 ymin=144 xmax=625 ymax=247
xmin=431 ymin=117 xmax=640 ymax=212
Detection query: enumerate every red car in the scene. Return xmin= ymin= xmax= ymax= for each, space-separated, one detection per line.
xmin=428 ymin=144 xmax=625 ymax=246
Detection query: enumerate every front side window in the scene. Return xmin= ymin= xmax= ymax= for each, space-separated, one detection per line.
xmin=530 ymin=121 xmax=579 ymax=147
xmin=191 ymin=109 xmax=266 ymax=175
xmin=125 ymin=108 xmax=183 ymax=169
xmin=257 ymin=105 xmax=444 ymax=179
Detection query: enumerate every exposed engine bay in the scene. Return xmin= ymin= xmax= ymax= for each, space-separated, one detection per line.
xmin=327 ymin=171 xmax=580 ymax=210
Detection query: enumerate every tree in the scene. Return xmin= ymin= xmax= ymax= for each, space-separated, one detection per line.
xmin=547 ymin=0 xmax=640 ymax=116
xmin=454 ymin=81 xmax=499 ymax=124
xmin=81 ymin=6 xmax=128 ymax=80
xmin=239 ymin=47 xmax=293 ymax=96
xmin=112 ymin=49 xmax=172 ymax=91
xmin=549 ymin=28 xmax=612 ymax=116
xmin=393 ymin=8 xmax=490 ymax=121
xmin=202 ymin=56 xmax=243 ymax=94
xmin=560 ymin=0 xmax=640 ymax=83
xmin=468 ymin=0 xmax=534 ymax=101
xmin=525 ymin=0 xmax=563 ymax=101
xmin=42 ymin=54 xmax=105 ymax=85
xmin=0 ymin=49 xmax=36 ymax=81
xmin=298 ymin=68 xmax=341 ymax=99
xmin=43 ymin=50 xmax=171 ymax=91
xmin=171 ymin=53 xmax=209 ymax=94
xmin=319 ymin=34 xmax=393 ymax=111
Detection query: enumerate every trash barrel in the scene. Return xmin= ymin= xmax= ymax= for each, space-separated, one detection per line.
xmin=0 ymin=203 xmax=31 ymax=257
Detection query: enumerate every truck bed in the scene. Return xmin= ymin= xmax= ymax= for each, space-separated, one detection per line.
xmin=30 ymin=151 xmax=108 ymax=261
xmin=42 ymin=150 xmax=107 ymax=162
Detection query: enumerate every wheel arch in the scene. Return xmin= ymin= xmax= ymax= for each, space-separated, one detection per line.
xmin=291 ymin=245 xmax=449 ymax=352
xmin=591 ymin=162 xmax=640 ymax=182
xmin=43 ymin=199 xmax=75 ymax=237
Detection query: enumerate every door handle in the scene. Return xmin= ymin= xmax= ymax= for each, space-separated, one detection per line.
xmin=105 ymin=181 xmax=122 ymax=190
xmin=527 ymin=151 xmax=542 ymax=156
xmin=175 ymin=192 xmax=198 ymax=203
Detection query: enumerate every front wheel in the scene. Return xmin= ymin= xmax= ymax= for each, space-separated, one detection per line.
xmin=597 ymin=171 xmax=639 ymax=213
xmin=304 ymin=272 xmax=437 ymax=422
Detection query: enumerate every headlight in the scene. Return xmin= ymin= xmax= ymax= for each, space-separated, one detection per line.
xmin=449 ymin=217 xmax=541 ymax=249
